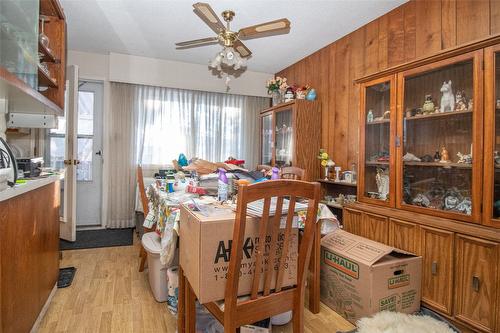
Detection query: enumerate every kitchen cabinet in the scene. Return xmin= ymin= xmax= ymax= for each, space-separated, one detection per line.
xmin=342 ymin=207 xmax=363 ymax=236
xmin=259 ymin=100 xmax=321 ymax=181
xmin=389 ymin=218 xmax=418 ymax=254
xmin=454 ymin=235 xmax=499 ymax=332
xmin=362 ymin=212 xmax=389 ymax=244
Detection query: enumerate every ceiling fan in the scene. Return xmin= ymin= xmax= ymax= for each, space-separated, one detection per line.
xmin=176 ymin=2 xmax=291 ymax=72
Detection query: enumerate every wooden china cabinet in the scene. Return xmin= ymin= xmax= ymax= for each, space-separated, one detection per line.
xmin=259 ymin=100 xmax=321 ymax=181
xmin=349 ymin=41 xmax=500 ymax=333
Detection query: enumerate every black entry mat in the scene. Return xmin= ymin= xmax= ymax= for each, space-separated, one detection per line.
xmin=59 ymin=228 xmax=134 ymax=250
xmin=58 ymin=267 xmax=76 ymax=288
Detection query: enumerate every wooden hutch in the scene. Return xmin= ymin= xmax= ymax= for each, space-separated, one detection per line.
xmin=345 ymin=36 xmax=500 ymax=333
xmin=259 ymin=100 xmax=321 ymax=181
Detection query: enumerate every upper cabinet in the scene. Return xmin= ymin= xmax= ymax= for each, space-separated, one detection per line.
xmin=0 ymin=0 xmax=65 ymax=116
xmin=397 ymin=51 xmax=483 ymax=223
xmin=259 ymin=100 xmax=321 ymax=181
xmin=358 ymin=75 xmax=396 ymax=207
xmin=483 ymin=45 xmax=500 ymax=228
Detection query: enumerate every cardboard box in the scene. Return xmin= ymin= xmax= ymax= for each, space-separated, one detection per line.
xmin=180 ymin=204 xmax=298 ymax=304
xmin=240 ymin=318 xmax=271 ymax=333
xmin=320 ymin=230 xmax=422 ymax=324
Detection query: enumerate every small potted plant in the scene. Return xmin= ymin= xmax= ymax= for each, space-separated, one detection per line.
xmin=266 ymin=76 xmax=288 ymax=106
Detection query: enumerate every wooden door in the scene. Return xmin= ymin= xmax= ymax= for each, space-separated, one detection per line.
xmin=396 ymin=50 xmax=483 ymax=223
xmin=454 ymin=235 xmax=499 ymax=332
xmin=420 ymin=226 xmax=454 ymax=315
xmin=342 ymin=208 xmax=363 ymax=236
xmin=389 ymin=218 xmax=418 ymax=253
xmin=358 ymin=75 xmax=397 ymax=208
xmin=483 ymin=44 xmax=500 ymax=228
xmin=362 ymin=212 xmax=389 ymax=244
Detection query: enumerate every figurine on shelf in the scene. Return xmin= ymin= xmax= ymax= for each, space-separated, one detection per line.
xmin=367 ymin=109 xmax=374 ymax=123
xmin=433 ymin=151 xmax=441 ymax=162
xmin=456 ymin=197 xmax=472 ymax=215
xmin=375 ymin=167 xmax=389 ymax=200
xmin=422 ymin=95 xmax=435 ymax=114
xmin=306 ymin=88 xmax=317 ymax=101
xmin=420 ymin=154 xmax=434 ymax=162
xmin=455 ymin=90 xmax=467 ymax=112
xmin=412 ymin=193 xmax=431 ymax=207
xmin=443 ymin=187 xmax=462 ymax=211
xmin=439 ymin=146 xmax=451 ymax=163
xmin=293 ymin=85 xmax=310 ymax=100
xmin=334 ymin=166 xmax=342 ymax=182
xmin=383 ymin=110 xmax=391 ymax=119
xmin=468 ymin=98 xmax=473 ymax=112
xmin=415 ymin=108 xmax=423 ymax=116
xmin=284 ymin=87 xmax=295 ymax=102
xmin=405 ymin=108 xmax=414 ymax=118
xmin=403 ymin=152 xmax=421 ymax=162
xmin=457 ymin=152 xmax=472 ymax=164
xmin=440 ymin=80 xmax=455 ymax=113
xmin=494 ymin=151 xmax=500 ymax=166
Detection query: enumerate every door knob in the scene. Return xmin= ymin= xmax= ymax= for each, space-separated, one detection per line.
xmin=95 ymin=150 xmax=102 ymax=156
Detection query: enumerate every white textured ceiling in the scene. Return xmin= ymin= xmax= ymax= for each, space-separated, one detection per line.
xmin=61 ymin=0 xmax=407 ymax=73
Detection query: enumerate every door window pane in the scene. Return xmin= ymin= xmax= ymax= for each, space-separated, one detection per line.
xmin=77 ymin=138 xmax=93 ymax=181
xmin=78 ymin=91 xmax=94 ymax=136
xmin=49 ymin=137 xmax=65 ymax=170
xmin=274 ymin=109 xmax=293 ymax=167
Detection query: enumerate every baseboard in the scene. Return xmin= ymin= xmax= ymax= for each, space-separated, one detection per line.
xmin=30 ymin=283 xmax=57 ymax=333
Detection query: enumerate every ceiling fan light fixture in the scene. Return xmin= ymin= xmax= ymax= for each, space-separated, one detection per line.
xmin=209 ymin=46 xmax=246 ymax=72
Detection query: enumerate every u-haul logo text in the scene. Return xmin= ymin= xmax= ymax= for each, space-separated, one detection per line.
xmin=388 ymin=274 xmax=410 ymax=289
xmin=323 ymin=251 xmax=359 ymax=279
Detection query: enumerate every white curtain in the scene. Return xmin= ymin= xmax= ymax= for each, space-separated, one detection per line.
xmin=135 ymin=84 xmax=269 ymax=167
xmin=106 ymin=82 xmax=269 ymax=228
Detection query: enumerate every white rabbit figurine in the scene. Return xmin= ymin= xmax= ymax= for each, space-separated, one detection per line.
xmin=440 ymin=80 xmax=455 ymax=113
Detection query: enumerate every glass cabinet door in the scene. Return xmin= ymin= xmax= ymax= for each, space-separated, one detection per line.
xmin=260 ymin=113 xmax=273 ymax=165
xmin=398 ymin=51 xmax=482 ymax=222
xmin=359 ymin=75 xmax=396 ymax=206
xmin=274 ymin=108 xmax=293 ymax=167
xmin=484 ymin=45 xmax=500 ymax=227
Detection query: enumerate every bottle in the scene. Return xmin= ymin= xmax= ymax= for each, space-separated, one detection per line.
xmin=217 ymin=168 xmax=229 ymax=202
xmin=271 ymin=167 xmax=280 ymax=180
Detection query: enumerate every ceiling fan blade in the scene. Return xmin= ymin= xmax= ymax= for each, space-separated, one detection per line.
xmin=193 ymin=2 xmax=225 ymax=34
xmin=175 ymin=37 xmax=219 ymax=47
xmin=233 ymin=40 xmax=252 ymax=58
xmin=238 ymin=18 xmax=291 ymax=40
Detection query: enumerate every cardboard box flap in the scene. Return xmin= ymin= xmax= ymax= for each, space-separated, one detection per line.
xmin=321 ymin=230 xmax=395 ymax=266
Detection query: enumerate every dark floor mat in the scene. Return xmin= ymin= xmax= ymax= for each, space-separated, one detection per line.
xmin=60 ymin=228 xmax=134 ymax=250
xmin=58 ymin=267 xmax=76 ymax=288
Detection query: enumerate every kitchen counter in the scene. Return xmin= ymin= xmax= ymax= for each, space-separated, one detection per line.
xmin=0 ymin=173 xmax=63 ymax=202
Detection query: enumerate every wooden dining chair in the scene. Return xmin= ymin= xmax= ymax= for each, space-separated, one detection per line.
xmin=256 ymin=164 xmax=272 ymax=172
xmin=137 ymin=165 xmax=155 ymax=272
xmin=281 ymin=166 xmax=306 ymax=180
xmin=203 ymin=180 xmax=321 ymax=333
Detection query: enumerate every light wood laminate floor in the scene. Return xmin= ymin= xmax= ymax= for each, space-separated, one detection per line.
xmin=38 ymin=238 xmax=354 ymax=333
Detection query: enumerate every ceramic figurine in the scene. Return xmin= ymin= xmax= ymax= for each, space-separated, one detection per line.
xmin=402 ymin=152 xmax=421 ymax=162
xmin=284 ymin=87 xmax=295 ymax=102
xmin=496 ymin=99 xmax=500 ymax=109
xmin=468 ymin=98 xmax=473 ymax=112
xmin=367 ymin=110 xmax=374 ymax=123
xmin=420 ymin=154 xmax=433 ymax=162
xmin=439 ymin=146 xmax=451 ymax=163
xmin=443 ymin=188 xmax=462 ymax=211
xmin=405 ymin=108 xmax=413 ymax=118
xmin=415 ymin=108 xmax=423 ymax=116
xmin=422 ymin=95 xmax=435 ymax=114
xmin=306 ymin=88 xmax=317 ymax=101
xmin=457 ymin=152 xmax=472 ymax=164
xmin=456 ymin=197 xmax=472 ymax=215
xmin=383 ymin=110 xmax=391 ymax=119
xmin=433 ymin=151 xmax=441 ymax=162
xmin=440 ymin=80 xmax=455 ymax=113
xmin=334 ymin=166 xmax=341 ymax=182
xmin=412 ymin=193 xmax=430 ymax=207
xmin=455 ymin=90 xmax=467 ymax=112
xmin=494 ymin=151 xmax=500 ymax=165
xmin=375 ymin=168 xmax=390 ymax=201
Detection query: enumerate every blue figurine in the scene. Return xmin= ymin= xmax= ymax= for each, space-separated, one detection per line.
xmin=306 ymin=88 xmax=317 ymax=101
xmin=178 ymin=153 xmax=188 ymax=167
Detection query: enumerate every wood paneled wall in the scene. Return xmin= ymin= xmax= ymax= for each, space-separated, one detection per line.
xmin=276 ymin=0 xmax=500 ymax=171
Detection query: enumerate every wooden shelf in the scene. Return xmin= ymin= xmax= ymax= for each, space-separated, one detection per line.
xmin=405 ymin=109 xmax=472 ymax=121
xmin=38 ymin=41 xmax=58 ymax=63
xmin=40 ymin=0 xmax=65 ymax=19
xmin=37 ymin=65 xmax=57 ymax=88
xmin=366 ymin=161 xmax=389 ymax=166
xmin=317 ymin=179 xmax=357 ymax=187
xmin=403 ymin=161 xmax=472 ymax=168
xmin=366 ymin=118 xmax=390 ymax=125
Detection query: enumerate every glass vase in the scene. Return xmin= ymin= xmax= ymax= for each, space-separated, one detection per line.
xmin=324 ymin=166 xmax=329 ymax=180
xmin=272 ymin=90 xmax=282 ymax=106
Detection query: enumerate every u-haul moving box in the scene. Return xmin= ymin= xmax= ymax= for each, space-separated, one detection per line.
xmin=180 ymin=204 xmax=298 ymax=304
xmin=320 ymin=230 xmax=422 ymax=324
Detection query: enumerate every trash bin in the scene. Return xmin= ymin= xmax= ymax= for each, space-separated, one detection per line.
xmin=142 ymin=232 xmax=168 ymax=302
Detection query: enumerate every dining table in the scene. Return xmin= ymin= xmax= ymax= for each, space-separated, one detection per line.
xmin=144 ymin=182 xmax=339 ymax=332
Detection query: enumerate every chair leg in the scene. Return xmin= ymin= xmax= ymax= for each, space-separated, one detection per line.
xmin=223 ymin=323 xmax=237 ymax=333
xmin=292 ymin=306 xmax=304 ymax=333
xmin=139 ymin=248 xmax=147 ymax=272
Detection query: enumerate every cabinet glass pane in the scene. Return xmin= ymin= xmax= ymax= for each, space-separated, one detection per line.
xmin=402 ymin=60 xmax=473 ymax=215
xmin=364 ymin=81 xmax=391 ymax=201
xmin=261 ymin=114 xmax=273 ymax=165
xmin=493 ymin=53 xmax=500 ymax=218
xmin=275 ymin=109 xmax=293 ymax=167
xmin=0 ymin=0 xmax=39 ymax=89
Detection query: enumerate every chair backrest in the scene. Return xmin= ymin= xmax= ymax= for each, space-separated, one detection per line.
xmin=281 ymin=166 xmax=306 ymax=180
xmin=137 ymin=165 xmax=149 ymax=216
xmin=225 ymin=180 xmax=320 ymax=309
